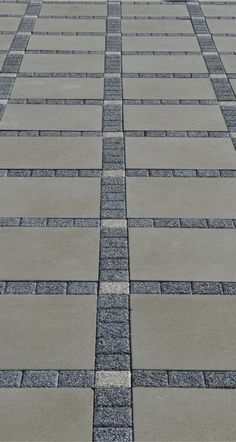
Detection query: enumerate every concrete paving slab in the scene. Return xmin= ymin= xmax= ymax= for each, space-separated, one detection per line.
xmin=40 ymin=3 xmax=107 ymax=16
xmin=27 ymin=35 xmax=105 ymax=51
xmin=0 ymin=105 xmax=102 ymax=131
xmin=0 ymin=35 xmax=13 ymax=51
xmin=122 ymin=4 xmax=189 ymax=17
xmin=122 ymin=55 xmax=207 ymax=73
xmin=229 ymin=79 xmax=236 ymax=95
xmin=34 ymin=18 xmax=106 ymax=32
xmin=129 ymin=228 xmax=236 ymax=281
xmin=134 ymin=389 xmax=236 ymax=441
xmin=0 ymin=389 xmax=93 ymax=442
xmin=20 ymin=54 xmax=104 ymax=73
xmin=123 ymin=78 xmax=215 ymax=99
xmin=221 ymin=54 xmax=236 ymax=73
xmin=213 ymin=36 xmax=236 ymax=51
xmin=202 ymin=5 xmax=236 ymax=16
xmin=123 ymin=36 xmax=200 ymax=52
xmin=0 ymin=295 xmax=96 ymax=369
xmin=0 ymin=54 xmax=5 ymax=71
xmin=11 ymin=77 xmax=104 ymax=99
xmin=0 ymin=17 xmax=20 ymax=31
xmin=0 ymin=178 xmax=100 ymax=217
xmin=131 ymin=295 xmax=236 ymax=369
xmin=125 ymin=137 xmax=236 ymax=169
xmin=124 ymin=105 xmax=227 ymax=131
xmin=0 ymin=3 xmax=26 ymax=15
xmin=0 ymin=137 xmax=102 ymax=169
xmin=121 ymin=19 xmax=193 ymax=34
xmin=207 ymin=19 xmax=236 ymax=34
xmin=0 ymin=228 xmax=99 ymax=280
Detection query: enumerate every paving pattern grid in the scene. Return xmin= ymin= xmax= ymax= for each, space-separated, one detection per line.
xmin=0 ymin=0 xmax=236 ymax=440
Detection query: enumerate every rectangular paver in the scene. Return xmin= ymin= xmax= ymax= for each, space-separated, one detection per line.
xmin=129 ymin=228 xmax=236 ymax=281
xmin=0 ymin=178 xmax=100 ymax=217
xmin=0 ymin=137 xmax=102 ymax=169
xmin=20 ymin=54 xmax=104 ymax=73
xmin=0 ymin=17 xmax=20 ymax=31
xmin=123 ymin=36 xmax=200 ymax=52
xmin=0 ymin=54 xmax=5 ymax=71
xmin=202 ymin=5 xmax=236 ymax=16
xmin=0 ymin=4 xmax=26 ymax=15
xmin=125 ymin=137 xmax=236 ymax=169
xmin=122 ymin=4 xmax=189 ymax=17
xmin=124 ymin=105 xmax=227 ymax=131
xmin=134 ymin=389 xmax=236 ymax=441
xmin=40 ymin=3 xmax=107 ymax=16
xmin=0 ymin=105 xmax=102 ymax=131
xmin=0 ymin=295 xmax=96 ymax=369
xmin=127 ymin=178 xmax=236 ymax=218
xmin=131 ymin=295 xmax=236 ymax=369
xmin=122 ymin=55 xmax=207 ymax=73
xmin=11 ymin=78 xmax=104 ymax=99
xmin=121 ymin=19 xmax=193 ymax=33
xmin=207 ymin=19 xmax=236 ymax=34
xmin=221 ymin=55 xmax=236 ymax=73
xmin=0 ymin=35 xmax=13 ymax=50
xmin=34 ymin=18 xmax=106 ymax=32
xmin=213 ymin=37 xmax=236 ymax=52
xmin=0 ymin=228 xmax=99 ymax=280
xmin=27 ymin=35 xmax=105 ymax=51
xmin=0 ymin=389 xmax=93 ymax=442
xmin=123 ymin=78 xmax=215 ymax=99
xmin=229 ymin=79 xmax=236 ymax=95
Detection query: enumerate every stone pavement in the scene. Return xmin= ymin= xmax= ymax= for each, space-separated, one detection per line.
xmin=0 ymin=0 xmax=236 ymax=440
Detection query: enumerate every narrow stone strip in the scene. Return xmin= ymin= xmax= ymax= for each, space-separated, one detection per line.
xmin=128 ymin=218 xmax=236 ymax=228
xmin=0 ymin=281 xmax=98 ymax=295
xmin=126 ymin=169 xmax=236 ymax=177
xmin=131 ymin=281 xmax=236 ymax=295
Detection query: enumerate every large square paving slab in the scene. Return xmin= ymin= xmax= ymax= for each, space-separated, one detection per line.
xmin=213 ymin=36 xmax=236 ymax=52
xmin=27 ymin=35 xmax=105 ymax=51
xmin=11 ymin=78 xmax=104 ymax=99
xmin=134 ymin=389 xmax=236 ymax=441
xmin=207 ymin=19 xmax=236 ymax=34
xmin=221 ymin=55 xmax=236 ymax=73
xmin=124 ymin=105 xmax=226 ymax=131
xmin=0 ymin=17 xmax=20 ymax=31
xmin=122 ymin=4 xmax=189 ymax=17
xmin=0 ymin=35 xmax=13 ymax=50
xmin=122 ymin=55 xmax=207 ymax=73
xmin=127 ymin=178 xmax=236 ymax=218
xmin=202 ymin=5 xmax=236 ymax=16
xmin=131 ymin=295 xmax=236 ymax=369
xmin=0 ymin=105 xmax=102 ymax=131
xmin=121 ymin=19 xmax=193 ymax=33
xmin=123 ymin=36 xmax=200 ymax=52
xmin=0 ymin=295 xmax=96 ymax=369
xmin=0 ymin=228 xmax=99 ymax=280
xmin=0 ymin=389 xmax=93 ymax=442
xmin=125 ymin=137 xmax=236 ymax=169
xmin=0 ymin=3 xmax=26 ymax=15
xmin=0 ymin=178 xmax=100 ymax=218
xmin=123 ymin=78 xmax=215 ymax=99
xmin=129 ymin=228 xmax=236 ymax=281
xmin=40 ymin=3 xmax=107 ymax=16
xmin=34 ymin=18 xmax=106 ymax=32
xmin=20 ymin=54 xmax=104 ymax=73
xmin=0 ymin=137 xmax=102 ymax=169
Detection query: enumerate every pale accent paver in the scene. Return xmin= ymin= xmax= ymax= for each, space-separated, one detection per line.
xmin=0 ymin=105 xmax=102 ymax=131
xmin=207 ymin=19 xmax=236 ymax=34
xmin=0 ymin=178 xmax=100 ymax=218
xmin=0 ymin=295 xmax=96 ymax=369
xmin=0 ymin=54 xmax=5 ymax=71
xmin=123 ymin=36 xmax=200 ymax=52
xmin=131 ymin=295 xmax=236 ymax=369
xmin=124 ymin=105 xmax=227 ymax=131
xmin=221 ymin=55 xmax=236 ymax=73
xmin=123 ymin=78 xmax=215 ymax=99
xmin=0 ymin=3 xmax=26 ymax=14
xmin=126 ymin=137 xmax=236 ymax=169
xmin=34 ymin=18 xmax=106 ymax=32
xmin=20 ymin=54 xmax=104 ymax=73
xmin=0 ymin=35 xmax=14 ymax=51
xmin=134 ymin=389 xmax=236 ymax=442
xmin=202 ymin=5 xmax=236 ymax=16
xmin=11 ymin=78 xmax=104 ymax=99
xmin=122 ymin=55 xmax=207 ymax=73
xmin=40 ymin=3 xmax=107 ymax=16
xmin=0 ymin=137 xmax=102 ymax=169
xmin=229 ymin=79 xmax=236 ymax=95
xmin=127 ymin=178 xmax=236 ymax=218
xmin=130 ymin=228 xmax=236 ymax=281
xmin=213 ymin=36 xmax=236 ymax=52
xmin=121 ymin=19 xmax=193 ymax=34
xmin=0 ymin=228 xmax=99 ymax=280
xmin=0 ymin=17 xmax=20 ymax=31
xmin=0 ymin=389 xmax=93 ymax=442
xmin=27 ymin=35 xmax=105 ymax=51
xmin=122 ymin=4 xmax=189 ymax=17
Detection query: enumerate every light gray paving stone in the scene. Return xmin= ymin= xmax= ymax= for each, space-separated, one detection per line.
xmin=0 ymin=228 xmax=99 ymax=280
xmin=122 ymin=55 xmax=207 ymax=73
xmin=0 ymin=17 xmax=21 ymax=31
xmin=129 ymin=228 xmax=236 ymax=281
xmin=221 ymin=55 xmax=236 ymax=73
xmin=134 ymin=388 xmax=236 ymax=442
xmin=131 ymin=295 xmax=236 ymax=369
xmin=0 ymin=137 xmax=102 ymax=169
xmin=121 ymin=19 xmax=193 ymax=34
xmin=27 ymin=35 xmax=105 ymax=51
xmin=11 ymin=78 xmax=104 ymax=99
xmin=20 ymin=54 xmax=104 ymax=73
xmin=40 ymin=3 xmax=107 ymax=16
xmin=0 ymin=35 xmax=14 ymax=51
xmin=0 ymin=4 xmax=27 ymax=15
xmin=213 ymin=37 xmax=236 ymax=52
xmin=0 ymin=105 xmax=102 ymax=131
xmin=122 ymin=4 xmax=189 ymax=17
xmin=34 ymin=18 xmax=106 ymax=33
xmin=124 ymin=105 xmax=227 ymax=131
xmin=0 ymin=55 xmax=5 ymax=71
xmin=125 ymin=137 xmax=236 ymax=169
xmin=123 ymin=36 xmax=200 ymax=52
xmin=229 ymin=79 xmax=236 ymax=96
xmin=127 ymin=178 xmax=236 ymax=218
xmin=0 ymin=295 xmax=96 ymax=369
xmin=0 ymin=389 xmax=93 ymax=442
xmin=207 ymin=19 xmax=236 ymax=34
xmin=123 ymin=79 xmax=215 ymax=99
xmin=0 ymin=178 xmax=100 ymax=218
xmin=202 ymin=5 xmax=236 ymax=17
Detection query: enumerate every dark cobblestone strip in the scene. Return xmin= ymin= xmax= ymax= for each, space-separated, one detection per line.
xmin=126 ymin=169 xmax=236 ymax=177
xmin=124 ymin=130 xmax=229 ymax=137
xmin=123 ymin=99 xmax=217 ymax=105
xmin=0 ymin=130 xmax=229 ymax=137
xmin=0 ymin=218 xmax=100 ymax=227
xmin=0 ymin=281 xmax=98 ymax=295
xmin=0 ymin=169 xmax=102 ymax=176
xmin=93 ymin=3 xmax=133 ymax=441
xmin=128 ymin=218 xmax=236 ymax=228
xmin=131 ymin=281 xmax=236 ymax=295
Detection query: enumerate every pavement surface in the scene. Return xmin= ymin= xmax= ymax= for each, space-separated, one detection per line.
xmin=0 ymin=0 xmax=236 ymax=440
